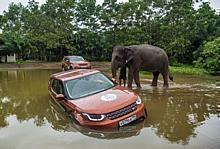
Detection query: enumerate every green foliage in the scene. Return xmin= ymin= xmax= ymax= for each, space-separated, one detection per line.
xmin=73 ymin=29 xmax=110 ymax=61
xmin=0 ymin=0 xmax=219 ymax=75
xmin=140 ymin=64 xmax=206 ymax=75
xmin=194 ymin=36 xmax=220 ymax=74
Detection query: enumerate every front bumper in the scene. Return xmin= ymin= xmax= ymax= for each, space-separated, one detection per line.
xmin=75 ymin=103 xmax=147 ymax=128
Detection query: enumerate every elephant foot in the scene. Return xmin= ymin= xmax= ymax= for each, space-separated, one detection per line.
xmin=163 ymin=84 xmax=169 ymax=88
xmin=151 ymin=83 xmax=157 ymax=87
xmin=137 ymin=85 xmax=142 ymax=89
xmin=127 ymin=85 xmax=132 ymax=89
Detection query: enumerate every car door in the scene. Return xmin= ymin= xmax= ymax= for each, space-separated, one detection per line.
xmin=50 ymin=79 xmax=73 ymax=112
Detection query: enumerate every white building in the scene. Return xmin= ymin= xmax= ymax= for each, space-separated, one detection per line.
xmin=0 ymin=53 xmax=16 ymax=63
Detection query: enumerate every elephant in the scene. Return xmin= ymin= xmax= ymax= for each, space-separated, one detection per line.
xmin=111 ymin=44 xmax=173 ymax=88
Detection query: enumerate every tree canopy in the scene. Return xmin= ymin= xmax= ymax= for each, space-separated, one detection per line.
xmin=0 ymin=0 xmax=219 ymax=73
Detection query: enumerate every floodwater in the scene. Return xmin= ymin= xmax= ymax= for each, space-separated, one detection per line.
xmin=0 ymin=69 xmax=219 ymax=149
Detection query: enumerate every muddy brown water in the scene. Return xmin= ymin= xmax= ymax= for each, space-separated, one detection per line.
xmin=0 ymin=69 xmax=219 ymax=149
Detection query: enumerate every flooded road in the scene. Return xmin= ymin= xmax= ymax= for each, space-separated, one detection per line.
xmin=0 ymin=69 xmax=219 ymax=149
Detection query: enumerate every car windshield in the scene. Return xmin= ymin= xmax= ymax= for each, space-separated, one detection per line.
xmin=69 ymin=56 xmax=85 ymax=62
xmin=65 ymin=72 xmax=114 ymax=99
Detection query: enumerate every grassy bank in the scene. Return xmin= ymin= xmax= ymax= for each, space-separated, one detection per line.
xmin=93 ymin=62 xmax=207 ymax=76
xmin=170 ymin=65 xmax=207 ymax=75
xmin=139 ymin=64 xmax=207 ymax=76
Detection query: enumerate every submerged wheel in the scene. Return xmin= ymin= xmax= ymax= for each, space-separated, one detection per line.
xmin=63 ymin=66 xmax=69 ymax=71
xmin=68 ymin=66 xmax=73 ymax=70
xmin=62 ymin=66 xmax=65 ymax=71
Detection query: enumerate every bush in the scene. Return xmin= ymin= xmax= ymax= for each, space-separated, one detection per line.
xmin=194 ymin=36 xmax=220 ymax=74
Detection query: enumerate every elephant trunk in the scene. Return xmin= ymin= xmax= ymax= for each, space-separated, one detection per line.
xmin=111 ymin=62 xmax=118 ymax=79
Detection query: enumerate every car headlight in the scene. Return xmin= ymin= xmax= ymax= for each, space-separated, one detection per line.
xmin=136 ymin=96 xmax=142 ymax=105
xmin=82 ymin=113 xmax=105 ymax=121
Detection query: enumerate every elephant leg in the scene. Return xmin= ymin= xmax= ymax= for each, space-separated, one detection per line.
xmin=123 ymin=79 xmax=126 ymax=87
xmin=127 ymin=68 xmax=134 ymax=89
xmin=161 ymin=72 xmax=169 ymax=87
xmin=134 ymin=70 xmax=141 ymax=88
xmin=152 ymin=71 xmax=159 ymax=86
xmin=119 ymin=79 xmax=122 ymax=86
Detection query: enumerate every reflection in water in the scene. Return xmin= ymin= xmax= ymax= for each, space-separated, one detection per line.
xmin=0 ymin=70 xmax=55 ymax=128
xmin=48 ymin=98 xmax=144 ymax=139
xmin=0 ymin=70 xmax=220 ymax=148
xmin=136 ymin=80 xmax=220 ymax=145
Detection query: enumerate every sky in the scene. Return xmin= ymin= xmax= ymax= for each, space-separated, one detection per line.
xmin=0 ymin=0 xmax=220 ymax=14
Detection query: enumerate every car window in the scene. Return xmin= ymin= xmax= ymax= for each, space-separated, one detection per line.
xmin=65 ymin=72 xmax=114 ymax=99
xmin=69 ymin=56 xmax=85 ymax=62
xmin=51 ymin=79 xmax=64 ymax=95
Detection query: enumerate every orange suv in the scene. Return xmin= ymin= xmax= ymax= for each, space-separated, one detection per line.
xmin=48 ymin=69 xmax=147 ymax=128
xmin=62 ymin=56 xmax=91 ymax=71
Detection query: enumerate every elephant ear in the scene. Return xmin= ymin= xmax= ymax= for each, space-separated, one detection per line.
xmin=125 ymin=47 xmax=134 ymax=64
xmin=113 ymin=45 xmax=124 ymax=59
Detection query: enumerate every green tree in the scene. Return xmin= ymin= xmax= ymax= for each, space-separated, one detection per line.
xmin=75 ymin=0 xmax=101 ymax=31
xmin=194 ymin=36 xmax=220 ymax=73
xmin=0 ymin=0 xmax=220 ymax=67
xmin=192 ymin=2 xmax=220 ymax=61
xmin=156 ymin=0 xmax=196 ymax=64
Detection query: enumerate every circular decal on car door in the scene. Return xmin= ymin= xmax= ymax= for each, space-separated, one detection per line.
xmin=101 ymin=94 xmax=117 ymax=102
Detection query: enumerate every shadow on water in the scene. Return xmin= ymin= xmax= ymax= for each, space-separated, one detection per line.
xmin=0 ymin=70 xmax=220 ymax=146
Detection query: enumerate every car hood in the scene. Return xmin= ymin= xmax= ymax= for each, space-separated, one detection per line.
xmin=70 ymin=86 xmax=137 ymax=114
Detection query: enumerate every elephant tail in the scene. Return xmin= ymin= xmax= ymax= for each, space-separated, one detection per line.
xmin=169 ymin=70 xmax=174 ymax=81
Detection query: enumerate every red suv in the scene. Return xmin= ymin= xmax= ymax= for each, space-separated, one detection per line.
xmin=48 ymin=69 xmax=147 ymax=128
xmin=62 ymin=56 xmax=91 ymax=71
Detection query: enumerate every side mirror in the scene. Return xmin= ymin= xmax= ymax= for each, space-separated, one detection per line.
xmin=56 ymin=94 xmax=65 ymax=101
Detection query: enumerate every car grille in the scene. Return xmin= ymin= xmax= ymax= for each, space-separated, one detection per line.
xmin=106 ymin=102 xmax=137 ymax=120
xmin=79 ymin=63 xmax=88 ymax=66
